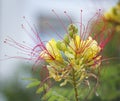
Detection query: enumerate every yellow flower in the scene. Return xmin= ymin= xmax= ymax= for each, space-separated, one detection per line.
xmin=4 ymin=11 xmax=113 ymax=100
xmin=40 ymin=39 xmax=63 ymax=62
xmin=39 ymin=22 xmax=111 ymax=86
xmin=64 ymin=35 xmax=101 ymax=70
xmin=83 ymin=37 xmax=101 ymax=60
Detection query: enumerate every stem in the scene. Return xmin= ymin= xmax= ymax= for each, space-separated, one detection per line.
xmin=72 ymin=69 xmax=79 ymax=101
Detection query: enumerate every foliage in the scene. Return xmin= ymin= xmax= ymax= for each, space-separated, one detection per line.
xmin=0 ymin=63 xmax=119 ymax=101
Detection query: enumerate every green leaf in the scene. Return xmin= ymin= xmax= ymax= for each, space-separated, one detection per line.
xmin=44 ymin=90 xmax=52 ymax=98
xmin=48 ymin=96 xmax=58 ymax=101
xmin=44 ymin=83 xmax=49 ymax=89
xmin=36 ymin=87 xmax=43 ymax=94
xmin=36 ymin=83 xmax=49 ymax=94
xmin=52 ymin=91 xmax=65 ymax=99
xmin=26 ymin=81 xmax=40 ymax=88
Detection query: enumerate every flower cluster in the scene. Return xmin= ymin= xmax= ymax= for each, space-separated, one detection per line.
xmin=40 ymin=24 xmax=102 ymax=86
xmin=4 ymin=10 xmax=114 ymax=96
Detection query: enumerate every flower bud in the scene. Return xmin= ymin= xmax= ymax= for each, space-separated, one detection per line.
xmin=68 ymin=24 xmax=78 ymax=38
xmin=69 ymin=30 xmax=74 ymax=37
xmin=60 ymin=43 xmax=66 ymax=51
xmin=64 ymin=34 xmax=70 ymax=44
xmin=56 ymin=41 xmax=61 ymax=50
xmin=56 ymin=41 xmax=66 ymax=51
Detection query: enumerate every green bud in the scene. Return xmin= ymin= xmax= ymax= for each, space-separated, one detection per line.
xmin=75 ymin=28 xmax=78 ymax=33
xmin=64 ymin=35 xmax=70 ymax=44
xmin=60 ymin=43 xmax=66 ymax=51
xmin=56 ymin=41 xmax=62 ymax=50
xmin=69 ymin=30 xmax=73 ymax=38
xmin=68 ymin=24 xmax=78 ymax=37
xmin=68 ymin=24 xmax=74 ymax=31
xmin=56 ymin=41 xmax=66 ymax=51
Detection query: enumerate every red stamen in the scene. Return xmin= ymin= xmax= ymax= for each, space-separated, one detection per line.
xmin=64 ymin=11 xmax=73 ymax=24
xmin=52 ymin=9 xmax=68 ymax=34
xmin=80 ymin=10 xmax=83 ymax=37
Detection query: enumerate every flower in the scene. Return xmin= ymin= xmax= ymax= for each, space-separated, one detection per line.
xmin=4 ymin=10 xmax=114 ymax=88
xmin=38 ymin=9 xmax=114 ymax=87
xmin=40 ymin=39 xmax=63 ymax=62
xmin=40 ymin=24 xmax=103 ymax=85
xmin=3 ymin=10 xmax=115 ymax=101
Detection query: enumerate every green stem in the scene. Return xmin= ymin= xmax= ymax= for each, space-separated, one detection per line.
xmin=72 ymin=69 xmax=79 ymax=101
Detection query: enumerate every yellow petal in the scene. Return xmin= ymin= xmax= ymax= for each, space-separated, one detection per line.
xmin=75 ymin=35 xmax=81 ymax=49
xmin=46 ymin=39 xmax=63 ymax=61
